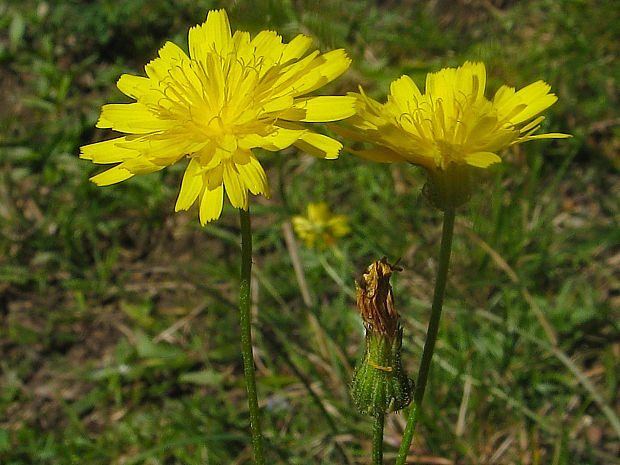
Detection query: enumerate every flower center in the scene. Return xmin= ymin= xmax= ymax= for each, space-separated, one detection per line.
xmin=156 ymin=52 xmax=268 ymax=142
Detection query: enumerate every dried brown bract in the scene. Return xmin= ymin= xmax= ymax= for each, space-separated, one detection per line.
xmin=355 ymin=257 xmax=402 ymax=336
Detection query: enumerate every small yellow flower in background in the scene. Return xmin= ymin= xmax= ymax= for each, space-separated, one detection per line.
xmin=80 ymin=9 xmax=355 ymax=224
xmin=336 ymin=61 xmax=570 ymax=209
xmin=292 ymin=202 xmax=351 ymax=248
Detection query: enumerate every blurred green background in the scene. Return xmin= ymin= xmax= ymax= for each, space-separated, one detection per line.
xmin=1 ymin=0 xmax=619 ymax=463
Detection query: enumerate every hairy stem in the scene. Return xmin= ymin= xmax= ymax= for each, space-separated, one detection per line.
xmin=372 ymin=412 xmax=385 ymax=465
xmin=239 ymin=208 xmax=266 ymax=464
xmin=396 ymin=207 xmax=456 ymax=464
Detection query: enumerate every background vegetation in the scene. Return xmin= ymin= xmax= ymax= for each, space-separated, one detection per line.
xmin=1 ymin=0 xmax=618 ymax=463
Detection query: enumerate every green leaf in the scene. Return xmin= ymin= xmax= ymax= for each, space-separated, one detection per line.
xmin=9 ymin=12 xmax=25 ymax=52
xmin=178 ymin=370 xmax=225 ymax=386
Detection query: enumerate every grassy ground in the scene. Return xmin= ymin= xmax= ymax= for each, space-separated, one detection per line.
xmin=1 ymin=0 xmax=619 ymax=464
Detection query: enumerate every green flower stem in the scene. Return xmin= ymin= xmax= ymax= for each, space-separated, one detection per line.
xmin=239 ymin=208 xmax=266 ymax=465
xmin=396 ymin=207 xmax=456 ymax=465
xmin=372 ymin=412 xmax=385 ymax=465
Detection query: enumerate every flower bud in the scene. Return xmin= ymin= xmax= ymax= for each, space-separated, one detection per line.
xmin=351 ymin=258 xmax=414 ymax=417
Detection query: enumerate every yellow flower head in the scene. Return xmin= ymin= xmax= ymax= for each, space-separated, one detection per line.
xmin=292 ymin=202 xmax=351 ymax=248
xmin=80 ymin=9 xmax=355 ymax=224
xmin=337 ymin=62 xmax=570 ymax=208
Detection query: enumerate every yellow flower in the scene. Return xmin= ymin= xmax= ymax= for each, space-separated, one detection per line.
xmin=80 ymin=9 xmax=355 ymax=224
xmin=337 ymin=61 xmax=570 ymax=208
xmin=292 ymin=202 xmax=351 ymax=248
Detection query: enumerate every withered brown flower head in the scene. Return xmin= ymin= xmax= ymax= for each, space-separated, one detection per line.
xmin=352 ymin=258 xmax=413 ymax=415
xmin=356 ymin=257 xmax=402 ymax=336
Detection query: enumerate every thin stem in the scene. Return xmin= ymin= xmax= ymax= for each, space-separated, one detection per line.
xmin=238 ymin=207 xmax=266 ymax=465
xmin=372 ymin=412 xmax=385 ymax=465
xmin=396 ymin=207 xmax=456 ymax=465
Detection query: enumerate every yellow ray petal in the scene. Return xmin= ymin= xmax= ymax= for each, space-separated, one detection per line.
xmin=239 ymin=127 xmax=305 ymax=151
xmin=189 ymin=9 xmax=231 ymax=61
xmin=269 ymin=50 xmax=320 ymax=95
xmin=280 ymin=34 xmax=314 ymax=63
xmin=520 ymin=133 xmax=572 ymax=141
xmin=222 ymin=162 xmax=248 ymax=209
xmin=261 ymin=94 xmax=294 ymax=115
xmin=97 ymin=103 xmax=169 ymax=133
xmin=235 ymin=153 xmax=269 ymax=196
xmin=330 ymin=121 xmax=377 ymax=143
xmin=90 ymin=165 xmax=134 ymax=186
xmin=510 ymin=95 xmax=558 ymax=125
xmin=117 ymin=135 xmax=203 ymax=166
xmin=145 ymin=41 xmax=188 ymax=80
xmin=294 ymin=132 xmax=342 ymax=159
xmin=463 ymin=151 xmax=502 ymax=168
xmin=456 ymin=61 xmax=486 ymax=102
xmin=175 ymin=157 xmax=203 ymax=211
xmin=80 ymin=137 xmax=138 ymax=163
xmin=389 ymin=75 xmax=423 ymax=111
xmin=205 ymin=164 xmax=223 ymax=189
xmin=250 ymin=30 xmax=284 ymax=65
xmin=302 ymin=49 xmax=352 ymax=94
xmin=119 ymin=156 xmax=166 ymax=175
xmin=199 ymin=183 xmax=224 ymax=225
xmin=231 ymin=29 xmax=251 ymax=55
xmin=283 ymin=96 xmax=356 ymax=122
xmin=493 ymin=81 xmax=557 ymax=125
xmin=467 ymin=115 xmax=500 ymax=143
xmin=482 ymin=129 xmax=519 ymax=152
xmin=277 ymin=49 xmax=350 ymax=97
xmin=116 ymin=74 xmax=154 ymax=100
xmin=493 ymin=85 xmax=515 ymax=107
xmin=519 ymin=116 xmax=545 ymax=133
